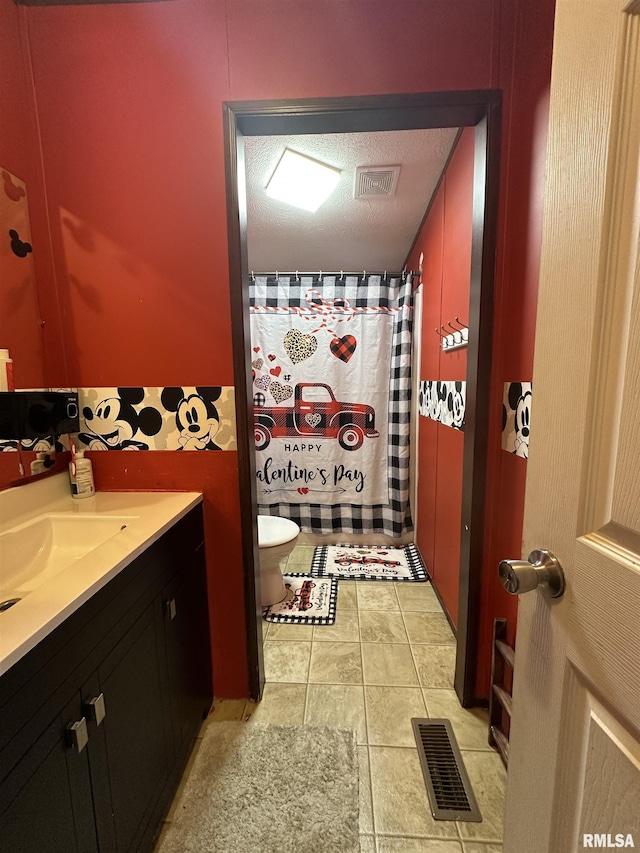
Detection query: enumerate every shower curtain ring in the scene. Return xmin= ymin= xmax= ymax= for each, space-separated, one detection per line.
xmin=296 ymin=270 xmax=299 ymax=281
xmin=340 ymin=270 xmax=344 ymax=280
xmin=251 ymin=270 xmax=255 ymax=281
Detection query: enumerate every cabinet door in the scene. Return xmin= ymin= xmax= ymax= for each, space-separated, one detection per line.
xmin=0 ymin=693 xmax=98 ymax=853
xmin=163 ymin=541 xmax=212 ymax=756
xmin=94 ymin=600 xmax=171 ymax=853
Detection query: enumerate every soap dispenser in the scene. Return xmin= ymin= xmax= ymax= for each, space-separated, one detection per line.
xmin=69 ymin=447 xmax=95 ymax=499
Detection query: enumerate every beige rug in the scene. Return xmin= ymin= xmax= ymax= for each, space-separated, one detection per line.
xmin=156 ymin=722 xmax=359 ymax=853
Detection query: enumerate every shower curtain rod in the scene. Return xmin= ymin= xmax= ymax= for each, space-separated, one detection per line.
xmin=250 ymin=270 xmax=416 ymax=280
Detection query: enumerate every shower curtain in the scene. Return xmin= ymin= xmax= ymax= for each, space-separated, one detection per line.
xmin=249 ymin=273 xmax=413 ymax=536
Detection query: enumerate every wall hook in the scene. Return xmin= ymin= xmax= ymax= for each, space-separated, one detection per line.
xmin=446 ymin=321 xmax=463 ymax=344
xmin=435 ymin=327 xmax=447 ymax=338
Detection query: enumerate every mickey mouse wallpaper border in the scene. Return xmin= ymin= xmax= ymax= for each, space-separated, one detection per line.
xmin=77 ymin=386 xmax=237 ymax=451
xmin=502 ymin=381 xmax=532 ymax=459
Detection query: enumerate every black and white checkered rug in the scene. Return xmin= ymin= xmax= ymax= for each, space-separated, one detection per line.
xmin=311 ymin=544 xmax=428 ymax=582
xmin=263 ymin=574 xmax=338 ymax=624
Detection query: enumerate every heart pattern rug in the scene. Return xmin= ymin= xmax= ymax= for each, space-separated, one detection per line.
xmin=311 ymin=544 xmax=429 ymax=582
xmin=263 ymin=574 xmax=338 ymax=625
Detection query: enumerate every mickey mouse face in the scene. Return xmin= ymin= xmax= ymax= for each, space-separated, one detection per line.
xmin=176 ymin=394 xmax=219 ymax=441
xmin=83 ymin=398 xmax=134 ymax=446
xmin=423 ymin=382 xmax=436 ymax=419
xmin=515 ymin=390 xmax=532 ymax=439
xmin=430 ymin=381 xmax=446 ymax=420
xmin=450 ymin=383 xmax=465 ymax=429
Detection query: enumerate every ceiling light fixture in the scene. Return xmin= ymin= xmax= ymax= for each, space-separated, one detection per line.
xmin=266 ymin=148 xmax=341 ymax=213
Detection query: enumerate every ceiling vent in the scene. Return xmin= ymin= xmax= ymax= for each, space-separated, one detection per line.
xmin=354 ymin=165 xmax=401 ymax=199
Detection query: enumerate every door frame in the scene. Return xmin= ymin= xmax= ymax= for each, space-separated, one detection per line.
xmin=223 ymin=91 xmax=502 ymax=704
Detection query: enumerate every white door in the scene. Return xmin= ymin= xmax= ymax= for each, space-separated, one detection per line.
xmin=503 ymin=1 xmax=640 ymax=852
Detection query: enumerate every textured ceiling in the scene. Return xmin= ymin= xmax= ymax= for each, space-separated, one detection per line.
xmin=245 ymin=127 xmax=459 ymax=274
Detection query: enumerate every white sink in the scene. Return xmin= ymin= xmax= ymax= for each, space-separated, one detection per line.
xmin=0 ymin=473 xmax=202 ymax=676
xmin=0 ymin=513 xmax=137 ymax=600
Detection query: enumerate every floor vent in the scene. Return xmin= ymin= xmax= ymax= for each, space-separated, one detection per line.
xmin=412 ymin=718 xmax=482 ymax=822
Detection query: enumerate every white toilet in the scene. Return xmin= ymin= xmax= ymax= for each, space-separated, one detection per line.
xmin=257 ymin=515 xmax=300 ymax=607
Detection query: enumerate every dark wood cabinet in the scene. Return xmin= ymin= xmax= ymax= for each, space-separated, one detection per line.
xmin=0 ymin=691 xmax=98 ymax=853
xmin=162 ymin=540 xmax=211 ymax=759
xmin=0 ymin=506 xmax=212 ymax=853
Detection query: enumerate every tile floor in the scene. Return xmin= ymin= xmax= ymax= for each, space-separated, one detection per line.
xmin=160 ymin=545 xmax=507 ymax=853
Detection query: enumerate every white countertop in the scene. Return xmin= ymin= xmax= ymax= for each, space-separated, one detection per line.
xmin=0 ymin=473 xmax=202 ymax=677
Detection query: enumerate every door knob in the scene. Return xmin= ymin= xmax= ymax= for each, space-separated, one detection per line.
xmin=498 ymin=549 xmax=565 ymax=598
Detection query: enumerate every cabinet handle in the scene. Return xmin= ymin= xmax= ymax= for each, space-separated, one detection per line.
xmin=165 ymin=598 xmax=177 ymax=621
xmin=65 ymin=717 xmax=89 ymax=753
xmin=84 ymin=693 xmax=107 ymax=726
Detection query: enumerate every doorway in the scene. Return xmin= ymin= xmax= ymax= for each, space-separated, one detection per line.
xmin=223 ymin=91 xmax=502 ymax=703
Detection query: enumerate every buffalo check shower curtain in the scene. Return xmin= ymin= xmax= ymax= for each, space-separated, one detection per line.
xmin=249 ymin=273 xmax=414 ymax=536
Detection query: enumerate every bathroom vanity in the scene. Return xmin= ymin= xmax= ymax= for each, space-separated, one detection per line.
xmin=0 ymin=476 xmax=213 ymax=852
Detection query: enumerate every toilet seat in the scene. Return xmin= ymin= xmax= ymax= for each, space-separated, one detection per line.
xmin=257 ymin=515 xmax=300 ymax=548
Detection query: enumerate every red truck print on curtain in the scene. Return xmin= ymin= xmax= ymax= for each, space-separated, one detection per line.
xmin=253 ymin=383 xmax=378 ymax=452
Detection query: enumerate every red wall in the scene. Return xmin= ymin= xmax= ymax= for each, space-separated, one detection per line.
xmin=409 ymin=128 xmax=475 ymax=626
xmin=0 ymin=1 xmax=50 ymax=389
xmin=9 ymin=0 xmax=555 ymax=699
xmin=409 ymin=0 xmax=555 ymax=698
xmin=476 ymin=0 xmax=555 ymax=695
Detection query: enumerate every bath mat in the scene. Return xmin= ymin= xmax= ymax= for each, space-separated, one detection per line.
xmin=311 ymin=544 xmax=429 ymax=582
xmin=263 ymin=573 xmax=338 ymax=624
xmin=155 ymin=722 xmax=359 ymax=853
